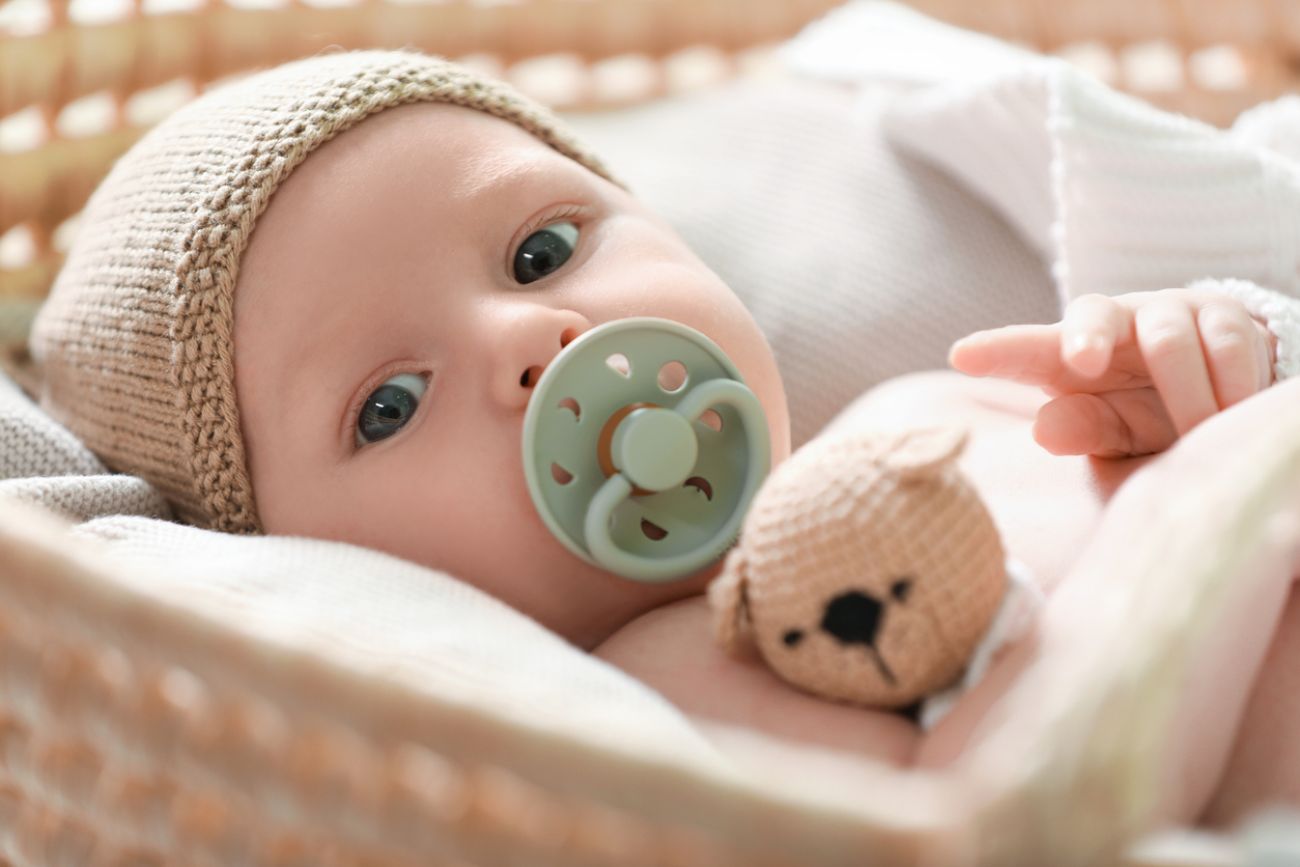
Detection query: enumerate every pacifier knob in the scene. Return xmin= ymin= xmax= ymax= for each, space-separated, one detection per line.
xmin=611 ymin=407 xmax=699 ymax=493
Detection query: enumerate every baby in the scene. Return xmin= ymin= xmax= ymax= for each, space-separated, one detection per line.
xmin=28 ymin=51 xmax=1299 ymax=831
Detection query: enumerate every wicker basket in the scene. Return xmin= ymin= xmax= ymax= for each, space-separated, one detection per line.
xmin=3 ymin=0 xmax=1299 ymax=326
xmin=6 ymin=373 xmax=1300 ymax=867
xmin=910 ymin=0 xmax=1300 ymax=122
xmin=0 ymin=0 xmax=841 ymax=341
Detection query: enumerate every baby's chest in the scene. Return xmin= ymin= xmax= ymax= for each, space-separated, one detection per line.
xmin=836 ymin=371 xmax=1152 ymax=593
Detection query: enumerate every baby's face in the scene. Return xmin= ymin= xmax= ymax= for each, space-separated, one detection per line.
xmin=233 ymin=102 xmax=791 ymax=649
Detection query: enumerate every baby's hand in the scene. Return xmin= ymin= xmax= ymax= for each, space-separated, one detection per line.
xmin=949 ymin=289 xmax=1278 ymax=457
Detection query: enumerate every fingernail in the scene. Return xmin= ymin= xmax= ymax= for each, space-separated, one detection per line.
xmin=948 ymin=341 xmax=983 ymax=374
xmin=1067 ymin=334 xmax=1097 ymax=357
xmin=1067 ymin=335 xmax=1108 ymax=377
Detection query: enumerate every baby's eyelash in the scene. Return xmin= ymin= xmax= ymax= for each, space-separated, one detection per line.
xmin=345 ymin=382 xmax=376 ymax=444
xmin=343 ymin=366 xmax=430 ymax=450
xmin=518 ymin=203 xmax=585 ymax=240
xmin=506 ymin=203 xmax=590 ymax=284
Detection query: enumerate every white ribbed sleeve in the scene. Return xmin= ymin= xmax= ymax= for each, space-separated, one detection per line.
xmin=869 ymin=31 xmax=1300 ymax=385
xmin=1190 ymin=278 xmax=1300 ymax=382
xmin=887 ymin=61 xmax=1300 ymax=383
xmin=884 ymin=61 xmax=1300 ymax=301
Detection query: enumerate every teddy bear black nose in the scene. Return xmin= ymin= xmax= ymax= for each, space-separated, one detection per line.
xmin=820 ymin=590 xmax=883 ymax=647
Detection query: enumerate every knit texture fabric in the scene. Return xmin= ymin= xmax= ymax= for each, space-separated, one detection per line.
xmin=711 ymin=427 xmax=1007 ymax=708
xmin=879 ymin=57 xmax=1300 ymax=381
xmin=29 ymin=50 xmax=615 ymax=534
xmin=1 ymin=474 xmax=171 ymax=524
xmin=0 ymin=372 xmax=103 ymax=481
xmin=786 ymin=1 xmax=1300 ymax=383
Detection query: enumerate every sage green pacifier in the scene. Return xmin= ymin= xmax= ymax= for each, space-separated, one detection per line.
xmin=522 ymin=317 xmax=771 ymax=583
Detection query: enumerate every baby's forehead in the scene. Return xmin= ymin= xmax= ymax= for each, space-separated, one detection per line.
xmin=234 ymin=100 xmax=599 ymax=314
xmin=298 ymin=101 xmax=584 ymax=191
xmin=242 ymin=101 xmax=584 ymax=253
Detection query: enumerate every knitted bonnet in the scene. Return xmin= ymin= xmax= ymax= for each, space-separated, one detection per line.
xmin=30 ymin=50 xmax=615 ymax=534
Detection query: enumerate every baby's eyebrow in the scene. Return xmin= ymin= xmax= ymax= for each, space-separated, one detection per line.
xmin=451 ymin=151 xmax=564 ymax=207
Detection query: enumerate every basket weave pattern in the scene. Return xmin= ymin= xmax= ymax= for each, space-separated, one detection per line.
xmin=2 ymin=0 xmax=1299 ymax=315
xmin=0 ymin=0 xmax=839 ymax=331
xmin=0 ymin=504 xmax=819 ymax=867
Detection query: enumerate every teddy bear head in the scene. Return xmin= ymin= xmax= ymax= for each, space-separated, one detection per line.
xmin=709 ymin=427 xmax=1007 ymax=708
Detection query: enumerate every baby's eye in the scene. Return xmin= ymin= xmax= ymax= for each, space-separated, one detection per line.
xmin=513 ymin=220 xmax=579 ymax=285
xmin=356 ymin=372 xmax=428 ymax=447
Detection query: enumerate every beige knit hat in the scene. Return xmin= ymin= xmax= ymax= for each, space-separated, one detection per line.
xmin=30 ymin=50 xmax=616 ymax=534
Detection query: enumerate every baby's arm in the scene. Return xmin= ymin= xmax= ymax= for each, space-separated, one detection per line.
xmin=949 ymin=282 xmax=1300 ymax=457
xmin=593 ymin=595 xmax=921 ymax=767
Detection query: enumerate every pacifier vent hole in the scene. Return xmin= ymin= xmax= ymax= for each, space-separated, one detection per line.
xmin=684 ymin=476 xmax=713 ymax=500
xmin=657 ymin=360 xmax=687 ymax=393
xmin=551 ymin=462 xmax=574 ymax=486
xmin=605 ymin=353 xmax=631 ymax=378
xmin=640 ymin=519 xmax=668 ymax=541
xmin=558 ymin=397 xmax=581 ymax=420
xmin=699 ymin=409 xmax=723 ymax=432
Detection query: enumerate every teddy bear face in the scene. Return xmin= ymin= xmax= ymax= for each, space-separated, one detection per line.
xmin=711 ymin=428 xmax=1008 ymax=709
xmin=744 ymin=484 xmax=1007 ymax=706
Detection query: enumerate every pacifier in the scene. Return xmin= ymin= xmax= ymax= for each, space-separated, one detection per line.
xmin=522 ymin=318 xmax=771 ymax=583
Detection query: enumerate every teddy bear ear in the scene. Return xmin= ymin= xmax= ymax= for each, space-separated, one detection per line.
xmin=884 ymin=427 xmax=969 ymax=481
xmin=709 ymin=546 xmax=754 ymax=657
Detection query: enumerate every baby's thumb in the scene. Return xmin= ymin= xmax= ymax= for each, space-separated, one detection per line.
xmin=1034 ymin=390 xmax=1175 ymax=458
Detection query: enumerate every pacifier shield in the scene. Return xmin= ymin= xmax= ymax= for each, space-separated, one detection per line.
xmin=522 ymin=318 xmax=770 ymax=583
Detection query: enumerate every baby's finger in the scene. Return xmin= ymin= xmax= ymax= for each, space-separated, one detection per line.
xmin=1257 ymin=317 xmax=1278 ymax=385
xmin=1060 ymin=294 xmax=1130 ymax=379
xmin=1196 ymin=300 xmax=1266 ymax=410
xmin=949 ymin=324 xmax=1062 ymax=380
xmin=1033 ymin=389 xmax=1177 ymax=457
xmin=1134 ymin=299 xmax=1219 ymax=435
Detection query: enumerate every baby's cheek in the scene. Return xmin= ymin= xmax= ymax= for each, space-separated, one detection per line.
xmin=404 ymin=456 xmax=572 ymax=599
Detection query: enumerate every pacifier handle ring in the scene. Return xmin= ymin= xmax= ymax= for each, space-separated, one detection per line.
xmin=584 ymin=379 xmax=770 ymax=583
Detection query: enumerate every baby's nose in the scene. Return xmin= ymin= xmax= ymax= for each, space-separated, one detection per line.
xmin=490 ymin=306 xmax=591 ymax=410
xmin=518 ymin=327 xmax=579 ymax=389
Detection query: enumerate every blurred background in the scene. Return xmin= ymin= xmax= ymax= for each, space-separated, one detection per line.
xmin=3 ymin=0 xmax=1300 ymax=349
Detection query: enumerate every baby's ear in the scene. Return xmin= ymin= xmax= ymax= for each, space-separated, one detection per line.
xmin=885 ymin=427 xmax=969 ymax=481
xmin=709 ymin=546 xmax=753 ymax=657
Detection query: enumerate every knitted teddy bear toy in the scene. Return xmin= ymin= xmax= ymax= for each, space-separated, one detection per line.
xmin=709 ymin=427 xmax=1022 ymax=712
